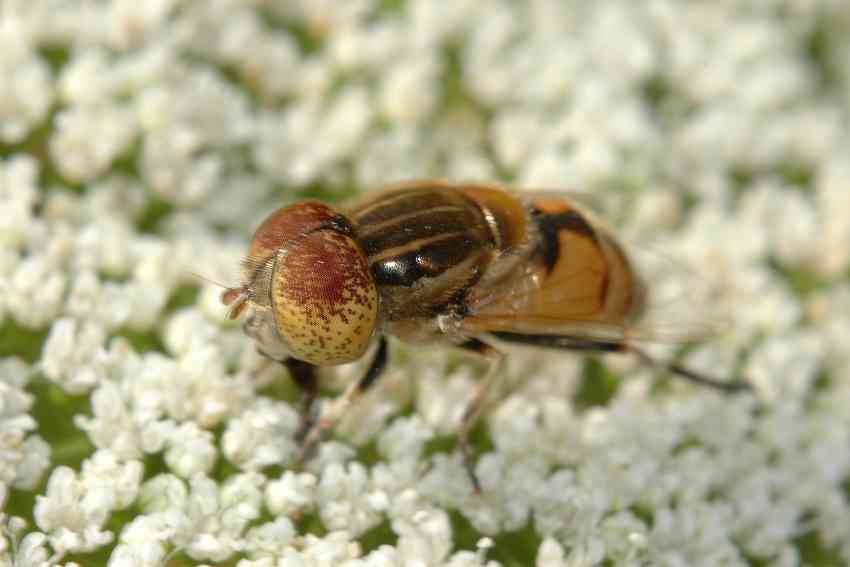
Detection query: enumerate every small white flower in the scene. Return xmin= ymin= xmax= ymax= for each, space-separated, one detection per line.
xmin=75 ymin=377 xmax=175 ymax=460
xmin=164 ymin=421 xmax=217 ymax=478
xmin=14 ymin=531 xmax=51 ymax=567
xmin=222 ymin=398 xmax=299 ymax=470
xmin=0 ymin=23 xmax=52 ymax=143
xmin=108 ymin=0 xmax=176 ymax=49
xmin=65 ymin=269 xmax=131 ymax=330
xmin=393 ymin=505 xmax=453 ymax=566
xmin=334 ymin=369 xmax=402 ymax=447
xmin=318 ymin=86 xmax=374 ymax=162
xmin=408 ymin=0 xmax=479 ymax=48
xmin=40 ymin=317 xmax=106 ymax=394
xmin=537 ymin=538 xmax=567 ymax=567
xmin=745 ymin=332 xmax=823 ymax=402
xmin=119 ymin=280 xmax=169 ymax=331
xmin=123 ymin=344 xmax=249 ymax=429
xmin=369 ymin=460 xmax=420 ymax=505
xmin=304 ymin=441 xmax=357 ymax=476
xmin=242 ymin=517 xmax=297 ymax=558
xmin=418 ymin=453 xmax=474 ymax=511
xmin=265 ymin=471 xmax=317 ymax=517
xmin=317 ymin=462 xmax=383 ymax=537
xmin=130 ymin=238 xmax=182 ymax=297
xmin=532 ymin=469 xmax=606 ymax=548
xmin=176 ymin=350 xmax=254 ymax=429
xmin=489 ymin=394 xmax=544 ymax=460
xmin=139 ymin=474 xmax=188 ymax=514
xmin=33 ymin=466 xmax=114 ymax=555
xmin=80 ymin=450 xmax=143 ymax=511
xmin=13 ymin=436 xmax=51 ymax=491
xmin=377 ymin=415 xmax=434 ymax=463
xmin=0 ymin=155 xmax=41 ymax=249
xmin=109 ymin=511 xmax=184 ymax=567
xmin=163 ymin=307 xmax=222 ymax=357
xmin=598 ymin=511 xmax=649 ymax=564
xmin=218 ymin=473 xmax=265 ymax=535
xmin=647 ymin=503 xmax=742 ymax=566
xmin=7 ymin=254 xmax=67 ymax=329
xmin=378 ymin=55 xmax=440 ymax=123
xmin=518 ymin=148 xmax=575 ymax=188
xmin=241 ymin=32 xmax=301 ymax=98
xmin=163 ymin=473 xmax=263 ymax=562
xmin=490 ymin=110 xmax=547 ymax=171
xmin=281 ymin=531 xmax=362 ymax=565
xmin=58 ymin=48 xmax=115 ymax=105
xmin=49 ymin=103 xmax=138 ymax=183
xmin=234 ymin=559 xmax=276 ymax=567
xmin=0 ymin=358 xmax=50 ymax=490
xmin=458 ymin=452 xmax=548 ymax=534
xmin=136 ymin=70 xmax=252 ymax=203
xmin=416 ymin=367 xmax=476 ymax=435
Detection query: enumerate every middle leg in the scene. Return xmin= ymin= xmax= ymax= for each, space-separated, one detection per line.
xmin=454 ymin=338 xmax=505 ymax=493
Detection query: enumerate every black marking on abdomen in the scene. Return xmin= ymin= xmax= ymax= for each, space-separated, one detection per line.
xmin=531 ymin=207 xmax=598 ymax=273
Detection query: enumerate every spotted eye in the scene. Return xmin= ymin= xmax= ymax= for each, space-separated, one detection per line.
xmin=270 ymin=229 xmax=378 ymax=365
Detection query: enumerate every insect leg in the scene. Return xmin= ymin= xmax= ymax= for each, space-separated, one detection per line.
xmin=455 ymin=338 xmax=505 ymax=494
xmin=298 ymin=336 xmax=389 ymax=460
xmin=283 ymin=357 xmax=320 ymax=443
xmin=490 ymin=332 xmax=750 ymax=392
xmin=627 ymin=344 xmax=751 ymax=393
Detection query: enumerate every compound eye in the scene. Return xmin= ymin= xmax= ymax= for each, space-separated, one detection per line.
xmin=271 ymin=230 xmax=378 ymax=365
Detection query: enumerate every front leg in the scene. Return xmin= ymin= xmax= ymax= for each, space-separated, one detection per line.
xmin=283 ymin=357 xmax=320 ymax=443
xmin=298 ymin=336 xmax=389 ymax=461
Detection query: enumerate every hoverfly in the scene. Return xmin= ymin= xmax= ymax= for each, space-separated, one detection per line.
xmin=222 ymin=181 xmax=748 ymax=489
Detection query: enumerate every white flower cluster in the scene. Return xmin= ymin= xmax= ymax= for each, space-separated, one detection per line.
xmin=2 ymin=0 xmax=850 ymax=565
xmin=0 ymin=358 xmax=50 ymax=491
xmin=34 ymin=451 xmax=142 ymax=555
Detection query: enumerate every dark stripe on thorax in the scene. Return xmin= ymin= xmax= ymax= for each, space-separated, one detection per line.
xmin=371 ymin=232 xmax=481 ymax=287
xmin=357 ymin=205 xmax=465 ymax=237
xmin=531 ymin=207 xmax=598 ymax=273
xmin=351 ymin=188 xmax=460 ymax=226
xmin=358 ymin=207 xmax=479 ymax=256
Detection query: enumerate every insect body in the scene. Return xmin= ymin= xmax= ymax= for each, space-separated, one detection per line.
xmin=223 ymin=181 xmax=747 ymax=489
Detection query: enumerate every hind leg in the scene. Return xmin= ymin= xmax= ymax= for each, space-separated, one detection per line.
xmin=489 ymin=331 xmax=750 ymax=392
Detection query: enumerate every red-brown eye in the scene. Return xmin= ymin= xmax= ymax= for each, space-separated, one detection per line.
xmin=246 ymin=201 xmax=337 ymax=266
xmin=270 ymin=229 xmax=378 ymax=365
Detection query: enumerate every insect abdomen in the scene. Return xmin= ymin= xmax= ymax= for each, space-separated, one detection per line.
xmin=527 ymin=198 xmax=646 ymax=324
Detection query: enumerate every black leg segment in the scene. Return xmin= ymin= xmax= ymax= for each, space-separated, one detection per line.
xmin=284 ymin=357 xmax=320 ymax=443
xmin=296 ymin=336 xmax=391 ymax=461
xmin=491 ymin=331 xmax=750 ymax=393
xmin=357 ymin=336 xmax=389 ymax=393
